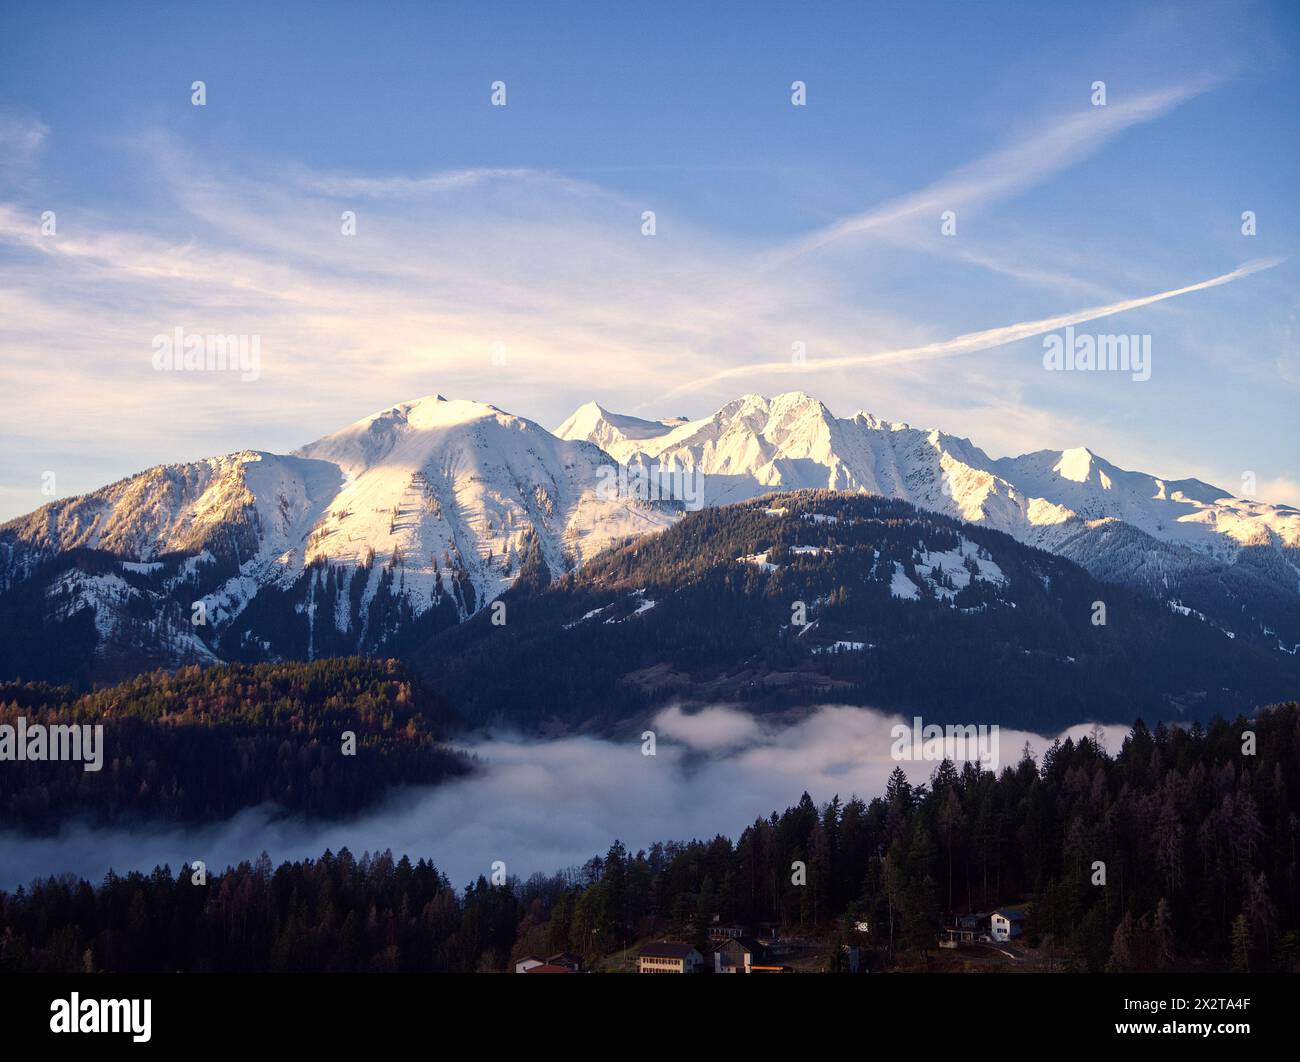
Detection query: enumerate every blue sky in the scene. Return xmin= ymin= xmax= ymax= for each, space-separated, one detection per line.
xmin=1 ymin=0 xmax=1297 ymax=519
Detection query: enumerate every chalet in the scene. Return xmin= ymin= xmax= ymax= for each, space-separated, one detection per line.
xmin=713 ymin=936 xmax=764 ymax=973
xmin=707 ymin=924 xmax=745 ymax=942
xmin=514 ymin=956 xmax=545 ymax=974
xmin=545 ymin=951 xmax=583 ymax=972
xmin=941 ymin=912 xmax=990 ymax=947
xmin=637 ymin=941 xmax=704 ymax=974
xmin=990 ymin=907 xmax=1027 ymax=942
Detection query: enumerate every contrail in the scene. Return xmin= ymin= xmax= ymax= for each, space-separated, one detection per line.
xmin=663 ymin=259 xmax=1283 ymax=401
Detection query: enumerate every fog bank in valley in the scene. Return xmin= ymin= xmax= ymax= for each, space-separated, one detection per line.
xmin=0 ymin=705 xmax=1130 ymax=891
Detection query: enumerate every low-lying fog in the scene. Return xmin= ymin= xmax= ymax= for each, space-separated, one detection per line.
xmin=0 ymin=705 xmax=1130 ymax=891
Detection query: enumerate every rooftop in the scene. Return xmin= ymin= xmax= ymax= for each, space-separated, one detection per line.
xmin=639 ymin=941 xmax=699 ymax=959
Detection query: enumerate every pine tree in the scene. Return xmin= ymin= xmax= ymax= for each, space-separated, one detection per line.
xmin=1153 ymin=897 xmax=1175 ymax=969
xmin=1230 ymin=914 xmax=1251 ymax=972
xmin=1106 ymin=912 xmax=1137 ymax=972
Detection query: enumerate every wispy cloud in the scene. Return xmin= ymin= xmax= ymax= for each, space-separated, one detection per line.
xmin=294 ymin=167 xmax=543 ymax=199
xmin=0 ymin=111 xmax=48 ymax=168
xmin=0 ymin=142 xmax=917 ymax=476
xmin=0 ymin=71 xmax=1287 ymax=519
xmin=784 ymin=81 xmax=1215 ymax=259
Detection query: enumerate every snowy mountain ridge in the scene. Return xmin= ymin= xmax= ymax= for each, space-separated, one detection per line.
xmin=554 ymin=391 xmax=1299 ymax=655
xmin=2 ymin=389 xmax=1296 ymax=677
xmin=556 ymin=390 xmax=1298 ymax=563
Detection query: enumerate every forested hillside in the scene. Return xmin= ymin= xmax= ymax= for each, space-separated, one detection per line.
xmin=414 ymin=491 xmax=1300 ymax=732
xmin=4 ymin=702 xmax=1296 ymax=973
xmin=0 ymin=657 xmax=469 ymax=832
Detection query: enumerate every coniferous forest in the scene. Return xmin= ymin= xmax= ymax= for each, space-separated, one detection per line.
xmin=0 ymin=658 xmax=468 ymax=831
xmin=3 ymin=701 xmax=1296 ymax=973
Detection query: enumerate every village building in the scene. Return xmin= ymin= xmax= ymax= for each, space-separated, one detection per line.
xmin=637 ymin=941 xmax=704 ymax=974
xmin=942 ymin=912 xmax=990 ymax=947
xmin=713 ymin=936 xmax=765 ymax=973
xmin=990 ymin=907 xmax=1027 ymax=942
xmin=515 ymin=951 xmax=583 ymax=973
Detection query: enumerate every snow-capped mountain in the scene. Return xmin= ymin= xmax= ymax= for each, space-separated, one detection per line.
xmin=559 ymin=393 xmax=1296 ymax=569
xmin=556 ymin=391 xmax=1300 ymax=651
xmin=0 ymin=395 xmax=676 ymax=678
xmin=1 ymin=388 xmax=1296 ymax=683
xmin=290 ymin=395 xmax=676 ymax=607
xmin=557 ymin=391 xmax=1298 ymax=557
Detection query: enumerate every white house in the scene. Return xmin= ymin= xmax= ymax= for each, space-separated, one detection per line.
xmin=638 ymin=941 xmax=704 ymax=973
xmin=990 ymin=907 xmax=1027 ymax=942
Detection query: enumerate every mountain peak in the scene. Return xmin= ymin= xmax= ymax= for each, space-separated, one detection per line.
xmin=769 ymin=389 xmax=825 ymax=405
xmin=367 ymin=393 xmax=501 ymax=427
xmin=555 ymin=400 xmax=691 ymax=447
xmin=1054 ymin=446 xmax=1098 ymax=483
xmin=554 ymin=400 xmax=611 ymax=440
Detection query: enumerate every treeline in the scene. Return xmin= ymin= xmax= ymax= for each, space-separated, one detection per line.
xmin=519 ymin=703 xmax=1299 ymax=972
xmin=0 ymin=657 xmax=469 ymax=832
xmin=0 ymin=849 xmax=508 ymax=973
xmin=4 ymin=702 xmax=1297 ymax=972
